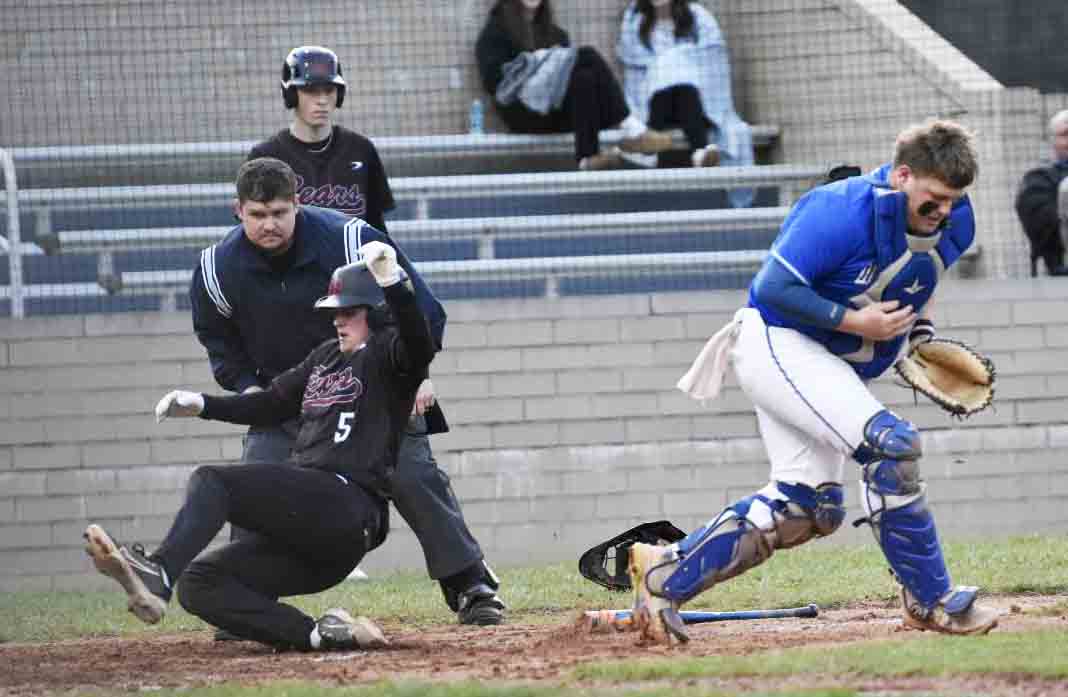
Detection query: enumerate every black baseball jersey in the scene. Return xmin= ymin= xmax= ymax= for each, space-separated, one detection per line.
xmin=249 ymin=126 xmax=396 ymax=231
xmin=201 ymin=283 xmax=434 ymax=496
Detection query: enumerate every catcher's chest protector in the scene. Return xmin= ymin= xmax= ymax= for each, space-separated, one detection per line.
xmin=840 ymin=233 xmax=941 ymax=373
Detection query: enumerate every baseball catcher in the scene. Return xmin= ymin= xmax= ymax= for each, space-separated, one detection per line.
xmin=620 ymin=121 xmax=1000 ymax=645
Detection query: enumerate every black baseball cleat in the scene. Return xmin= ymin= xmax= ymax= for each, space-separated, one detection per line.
xmin=214 ymin=628 xmax=243 ymax=642
xmin=314 ymin=608 xmax=388 ymax=650
xmin=83 ymin=524 xmax=171 ymax=624
xmin=457 ymin=583 xmax=506 ymax=626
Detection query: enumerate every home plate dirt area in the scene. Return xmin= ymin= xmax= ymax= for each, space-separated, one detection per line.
xmin=2 ymin=594 xmax=1066 ymax=696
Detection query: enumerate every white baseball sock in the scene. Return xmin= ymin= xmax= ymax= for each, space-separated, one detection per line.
xmin=620 ymin=114 xmax=647 ymax=138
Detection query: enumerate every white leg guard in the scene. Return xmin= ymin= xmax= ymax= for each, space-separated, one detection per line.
xmin=651 ymin=481 xmax=846 ymax=604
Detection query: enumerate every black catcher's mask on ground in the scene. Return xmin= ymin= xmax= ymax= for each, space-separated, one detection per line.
xmin=578 ymin=520 xmax=686 ymax=591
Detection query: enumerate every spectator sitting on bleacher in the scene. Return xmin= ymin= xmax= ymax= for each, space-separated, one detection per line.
xmin=476 ymin=0 xmax=674 ymax=170
xmin=1014 ymin=109 xmax=1068 ymax=277
xmin=616 ymin=0 xmax=755 ymax=207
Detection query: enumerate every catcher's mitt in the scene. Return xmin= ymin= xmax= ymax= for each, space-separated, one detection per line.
xmin=579 ymin=520 xmax=685 ymax=591
xmin=894 ymin=338 xmax=995 ymax=417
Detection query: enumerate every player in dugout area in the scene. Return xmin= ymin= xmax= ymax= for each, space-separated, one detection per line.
xmin=190 ymin=156 xmax=504 ymax=629
xmin=86 ymin=244 xmax=433 ymax=651
xmin=628 ymin=119 xmax=1001 ymax=643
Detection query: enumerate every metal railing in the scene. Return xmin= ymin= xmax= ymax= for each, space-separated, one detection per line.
xmin=6 ymin=125 xmax=779 ymax=165
xmin=123 ymin=249 xmax=769 ymax=301
xmin=54 ymin=206 xmax=792 ymax=255
xmin=1 ymin=129 xmax=793 ymax=317
xmin=0 ymin=148 xmax=24 ymax=318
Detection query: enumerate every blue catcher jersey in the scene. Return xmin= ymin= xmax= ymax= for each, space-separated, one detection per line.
xmin=749 ymin=164 xmax=976 ymax=380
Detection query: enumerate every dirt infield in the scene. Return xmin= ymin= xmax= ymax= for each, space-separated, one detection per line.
xmin=2 ymin=594 xmax=1066 ymax=696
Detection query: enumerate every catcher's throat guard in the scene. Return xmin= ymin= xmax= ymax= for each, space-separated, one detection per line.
xmin=578 ymin=520 xmax=685 ymax=591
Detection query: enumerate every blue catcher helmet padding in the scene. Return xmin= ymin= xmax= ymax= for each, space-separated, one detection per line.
xmin=657 ymin=481 xmax=845 ymax=603
xmin=281 ymin=46 xmax=347 ymax=109
xmin=856 ymin=409 xmax=952 ymax=610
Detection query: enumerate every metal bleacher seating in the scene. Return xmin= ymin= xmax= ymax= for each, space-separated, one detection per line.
xmin=1 ymin=127 xmax=831 ymax=315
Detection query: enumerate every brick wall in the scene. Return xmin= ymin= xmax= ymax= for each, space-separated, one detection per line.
xmin=2 ymin=279 xmax=1068 ymax=590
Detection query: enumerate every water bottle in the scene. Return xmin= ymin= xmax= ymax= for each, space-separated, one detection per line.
xmin=469 ymin=98 xmax=484 ymax=135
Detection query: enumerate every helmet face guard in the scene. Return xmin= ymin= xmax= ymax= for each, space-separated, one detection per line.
xmin=281 ymin=46 xmax=347 ymax=109
xmin=314 ymin=262 xmax=385 ymax=311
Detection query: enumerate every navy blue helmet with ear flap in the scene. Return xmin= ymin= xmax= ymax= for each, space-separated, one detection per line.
xmin=281 ymin=46 xmax=347 ymax=109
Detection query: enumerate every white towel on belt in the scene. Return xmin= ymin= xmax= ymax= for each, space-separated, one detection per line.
xmin=676 ymin=311 xmax=743 ymax=403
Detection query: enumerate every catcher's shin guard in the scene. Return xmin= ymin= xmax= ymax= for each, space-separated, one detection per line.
xmin=657 ymin=481 xmax=845 ymax=604
xmin=864 ymin=491 xmax=951 ymax=608
xmin=856 ymin=410 xmax=951 ymax=610
xmin=859 ymin=471 xmax=997 ymax=633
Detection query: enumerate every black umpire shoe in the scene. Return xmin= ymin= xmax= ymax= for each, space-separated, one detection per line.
xmin=83 ymin=524 xmax=171 ymax=624
xmin=457 ymin=583 xmax=506 ymax=626
xmin=314 ymin=608 xmax=388 ymax=650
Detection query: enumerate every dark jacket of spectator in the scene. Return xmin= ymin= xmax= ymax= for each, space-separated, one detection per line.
xmin=1015 ymin=161 xmax=1068 ymax=276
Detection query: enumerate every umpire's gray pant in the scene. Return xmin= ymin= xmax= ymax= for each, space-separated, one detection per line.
xmin=392 ymin=414 xmax=483 ymax=579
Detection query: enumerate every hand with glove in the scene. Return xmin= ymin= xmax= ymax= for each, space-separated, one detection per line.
xmin=155 ymin=390 xmax=205 ymax=423
xmin=894 ymin=328 xmax=995 ymax=418
xmin=359 ymin=240 xmax=401 ymax=287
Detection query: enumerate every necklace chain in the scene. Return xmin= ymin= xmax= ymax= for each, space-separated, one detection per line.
xmin=308 ymin=129 xmax=333 ymax=153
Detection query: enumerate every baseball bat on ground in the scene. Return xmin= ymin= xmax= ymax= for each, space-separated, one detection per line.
xmin=581 ymin=603 xmax=819 ymax=633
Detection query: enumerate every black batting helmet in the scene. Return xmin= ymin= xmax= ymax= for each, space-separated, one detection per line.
xmin=314 ymin=262 xmax=384 ymax=311
xmin=281 ymin=46 xmax=346 ymax=109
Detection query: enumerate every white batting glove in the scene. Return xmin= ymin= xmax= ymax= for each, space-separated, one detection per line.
xmin=155 ymin=390 xmax=205 ymax=423
xmin=360 ymin=240 xmax=401 ymax=287
xmin=411 ymin=379 xmax=436 ymax=417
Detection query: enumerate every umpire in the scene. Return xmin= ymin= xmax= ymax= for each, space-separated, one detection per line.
xmin=190 ymin=158 xmax=504 ymax=627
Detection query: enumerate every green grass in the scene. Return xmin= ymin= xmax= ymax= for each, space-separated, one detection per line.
xmin=2 ymin=534 xmax=1067 ymax=644
xmin=573 ymin=629 xmax=1068 ymax=681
